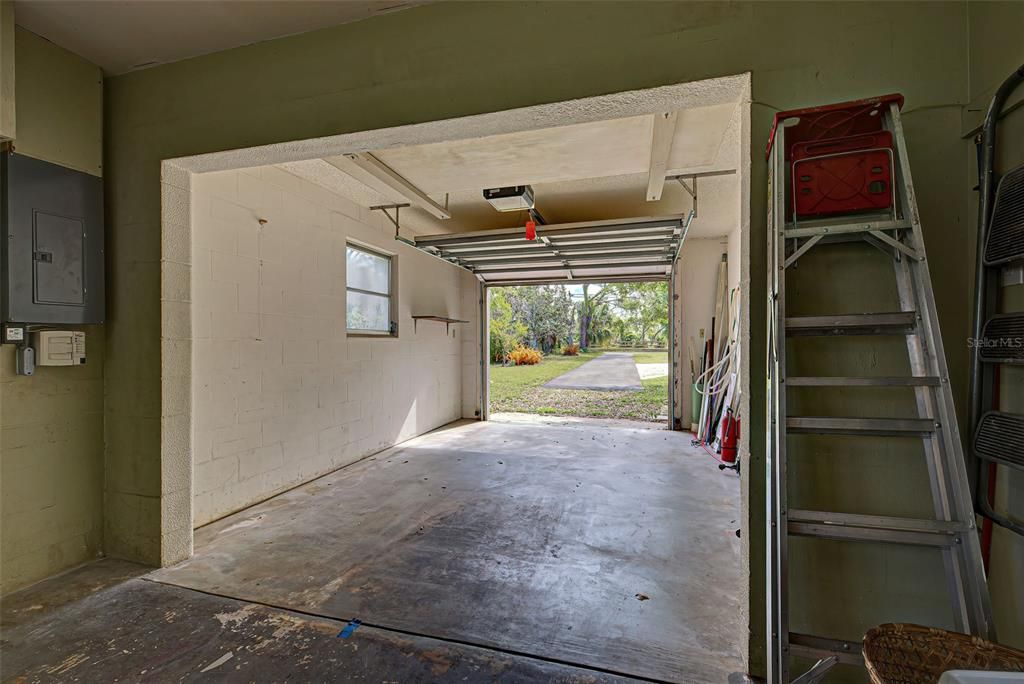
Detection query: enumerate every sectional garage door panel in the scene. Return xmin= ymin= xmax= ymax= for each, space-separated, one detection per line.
xmin=413 ymin=215 xmax=686 ymax=285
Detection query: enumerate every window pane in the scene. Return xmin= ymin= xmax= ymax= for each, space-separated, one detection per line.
xmin=346 ymin=246 xmax=390 ymax=294
xmin=346 ymin=291 xmax=390 ymax=332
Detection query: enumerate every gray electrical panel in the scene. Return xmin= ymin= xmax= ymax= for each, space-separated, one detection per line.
xmin=1 ymin=151 xmax=104 ymax=325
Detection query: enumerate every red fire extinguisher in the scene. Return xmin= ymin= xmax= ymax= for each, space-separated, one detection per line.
xmin=721 ymin=409 xmax=739 ymax=464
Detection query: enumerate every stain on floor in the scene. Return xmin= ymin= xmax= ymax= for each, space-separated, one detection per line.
xmin=0 ymin=575 xmax=638 ymax=683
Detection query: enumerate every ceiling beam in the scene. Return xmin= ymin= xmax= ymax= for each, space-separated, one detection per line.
xmin=646 ymin=111 xmax=678 ymax=202
xmin=325 ymin=153 xmax=451 ymax=220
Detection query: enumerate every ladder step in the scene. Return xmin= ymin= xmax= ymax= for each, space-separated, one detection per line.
xmin=786 ymin=312 xmax=917 ymax=336
xmin=973 ymin=411 xmax=1024 ymax=470
xmin=788 ymin=509 xmax=966 ymax=547
xmin=789 ymin=633 xmax=863 ymax=666
xmin=978 ymin=313 xmax=1024 ymax=364
xmin=787 ymin=416 xmax=935 ymax=436
xmin=983 ymin=161 xmax=1024 ymax=266
xmin=784 ymin=218 xmax=912 ymax=240
xmin=787 ymin=376 xmax=941 ymax=387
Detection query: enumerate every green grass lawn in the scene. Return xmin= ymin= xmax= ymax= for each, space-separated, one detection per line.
xmin=490 ymin=350 xmax=669 ymax=422
xmin=632 ymin=350 xmax=669 ymax=364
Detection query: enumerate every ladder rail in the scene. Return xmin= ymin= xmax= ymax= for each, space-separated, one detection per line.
xmin=887 ymin=102 xmax=993 ymax=638
xmin=767 ymin=118 xmax=790 ymax=684
xmin=893 ymin=254 xmax=971 ymax=632
xmin=884 ymin=105 xmax=966 ymax=632
xmin=886 ymin=107 xmax=957 ymax=519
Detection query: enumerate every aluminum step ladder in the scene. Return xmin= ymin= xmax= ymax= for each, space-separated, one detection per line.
xmin=766 ymin=99 xmax=994 ymax=683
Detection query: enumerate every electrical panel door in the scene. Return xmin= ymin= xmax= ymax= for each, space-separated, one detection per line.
xmin=1 ymin=152 xmax=104 ymax=324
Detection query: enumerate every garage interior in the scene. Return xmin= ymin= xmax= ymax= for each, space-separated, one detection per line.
xmin=163 ymin=74 xmax=746 ymax=683
xmin=1 ymin=2 xmax=1023 ymax=683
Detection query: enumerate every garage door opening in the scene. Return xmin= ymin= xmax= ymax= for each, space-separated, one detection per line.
xmin=156 ymin=73 xmax=753 ymax=682
xmin=486 ymin=280 xmax=672 ymax=426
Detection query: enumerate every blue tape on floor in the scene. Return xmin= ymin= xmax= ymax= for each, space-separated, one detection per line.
xmin=337 ymin=619 xmax=362 ymax=638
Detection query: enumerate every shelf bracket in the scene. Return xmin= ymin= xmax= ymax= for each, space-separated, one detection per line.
xmin=676 ymin=175 xmax=698 ymax=218
xmin=370 ymin=203 xmax=411 ymax=240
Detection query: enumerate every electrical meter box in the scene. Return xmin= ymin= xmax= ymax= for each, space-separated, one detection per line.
xmin=1 ymin=151 xmax=105 ymax=325
xmin=35 ymin=330 xmax=86 ymax=366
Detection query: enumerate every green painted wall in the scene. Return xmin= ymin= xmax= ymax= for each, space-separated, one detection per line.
xmin=102 ymin=1 xmax=994 ymax=676
xmin=966 ymin=0 xmax=1024 ymax=650
xmin=9 ymin=26 xmax=102 ymax=175
xmin=0 ymin=26 xmax=104 ymax=594
xmin=0 ymin=1 xmax=15 ymax=140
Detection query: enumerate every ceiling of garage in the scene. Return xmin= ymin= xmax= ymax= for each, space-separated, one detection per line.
xmin=281 ymin=98 xmax=743 ymax=240
xmin=16 ymin=0 xmax=743 ymax=254
xmin=13 ymin=0 xmax=423 ymax=74
xmin=369 ymin=105 xmax=735 ymax=194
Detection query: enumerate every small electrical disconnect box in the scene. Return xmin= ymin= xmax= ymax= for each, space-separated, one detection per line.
xmin=35 ymin=330 xmax=86 ymax=366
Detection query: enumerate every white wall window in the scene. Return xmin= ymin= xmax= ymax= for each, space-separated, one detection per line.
xmin=346 ymin=243 xmax=394 ymax=335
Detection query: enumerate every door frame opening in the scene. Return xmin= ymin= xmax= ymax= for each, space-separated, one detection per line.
xmin=479 ymin=277 xmax=677 ymax=430
xmin=159 ymin=71 xmax=752 ymax=673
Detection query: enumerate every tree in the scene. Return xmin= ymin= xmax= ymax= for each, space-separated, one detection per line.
xmin=585 ymin=299 xmax=615 ymax=347
xmin=606 ymin=282 xmax=668 ymax=346
xmin=506 ymin=285 xmax=575 ymax=352
xmin=488 ymin=288 xmax=527 ymax=362
xmin=578 ymin=283 xmax=615 ymax=349
xmin=489 ymin=281 xmax=668 ymax=359
xmin=491 ymin=285 xmax=574 ymax=355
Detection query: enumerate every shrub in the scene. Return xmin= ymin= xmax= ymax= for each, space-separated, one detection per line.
xmin=561 ymin=343 xmax=580 ymax=356
xmin=508 ymin=345 xmax=543 ymax=365
xmin=490 ymin=328 xmax=520 ymax=363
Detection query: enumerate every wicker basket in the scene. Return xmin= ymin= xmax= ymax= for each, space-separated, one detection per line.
xmin=863 ymin=623 xmax=1024 ymax=684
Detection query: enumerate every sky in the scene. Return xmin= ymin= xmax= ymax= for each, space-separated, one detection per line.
xmin=566 ymin=283 xmax=601 ymax=299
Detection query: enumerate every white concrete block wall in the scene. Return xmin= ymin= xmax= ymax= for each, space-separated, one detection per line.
xmin=727 ymin=225 xmax=742 ymax=293
xmin=190 ymin=166 xmax=476 ymax=526
xmin=675 ymin=238 xmax=730 ymax=427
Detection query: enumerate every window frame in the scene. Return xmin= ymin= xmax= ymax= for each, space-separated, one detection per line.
xmin=345 ymin=241 xmax=397 ymax=337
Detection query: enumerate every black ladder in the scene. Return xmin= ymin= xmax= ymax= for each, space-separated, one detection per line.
xmin=968 ymin=62 xmax=1024 ymax=538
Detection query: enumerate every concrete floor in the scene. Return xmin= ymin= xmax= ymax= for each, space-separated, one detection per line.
xmin=0 ymin=419 xmax=742 ymax=683
xmin=1 ymin=565 xmax=642 ymax=682
xmin=489 ymin=411 xmax=667 ymax=431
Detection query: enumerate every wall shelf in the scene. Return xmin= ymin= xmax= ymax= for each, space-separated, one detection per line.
xmin=411 ymin=315 xmax=468 ymax=335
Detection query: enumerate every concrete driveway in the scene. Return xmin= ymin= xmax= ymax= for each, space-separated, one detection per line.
xmin=543 ymin=352 xmax=642 ymax=391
